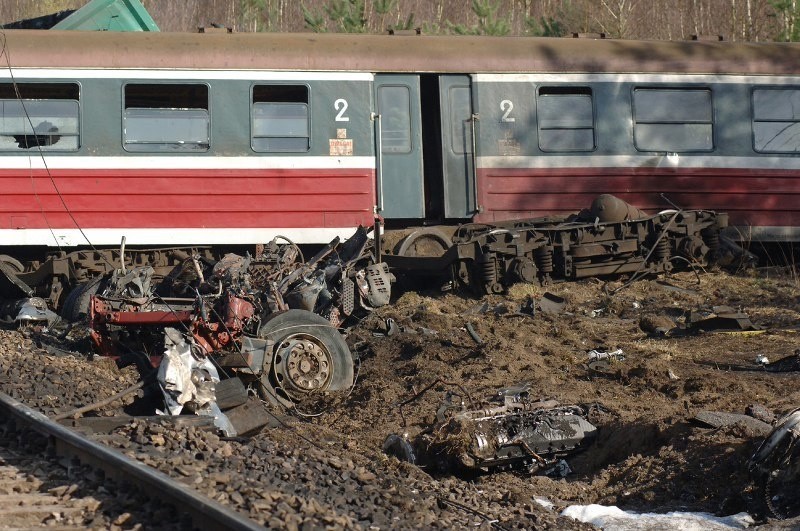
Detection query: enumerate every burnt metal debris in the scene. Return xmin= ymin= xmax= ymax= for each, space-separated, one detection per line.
xmin=387 ymin=194 xmax=730 ymax=294
xmin=86 ymin=227 xmax=392 ymax=433
xmin=384 ymin=384 xmax=598 ymax=475
xmin=750 ymin=408 xmax=800 ymax=519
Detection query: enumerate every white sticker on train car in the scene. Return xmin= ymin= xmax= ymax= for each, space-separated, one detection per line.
xmin=329 ymin=139 xmax=354 ymax=156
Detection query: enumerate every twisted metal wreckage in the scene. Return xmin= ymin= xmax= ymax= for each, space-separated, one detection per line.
xmin=0 ymin=195 xmax=749 ymax=442
xmin=750 ymin=408 xmax=800 ymax=519
xmin=87 ymin=226 xmax=392 ymax=435
xmin=384 ymin=383 xmax=600 ymax=476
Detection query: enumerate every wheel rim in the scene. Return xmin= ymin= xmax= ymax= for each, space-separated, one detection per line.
xmin=273 ymin=333 xmax=334 ymax=395
xmin=397 ymin=228 xmax=451 ymax=257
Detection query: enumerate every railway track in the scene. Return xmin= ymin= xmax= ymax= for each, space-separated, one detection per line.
xmin=0 ymin=391 xmax=262 ymax=530
xmin=0 ymin=446 xmax=102 ymax=529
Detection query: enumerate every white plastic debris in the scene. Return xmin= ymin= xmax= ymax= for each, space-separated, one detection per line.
xmin=533 ymin=497 xmax=555 ymax=510
xmin=157 ymin=327 xmax=235 ymax=436
xmin=587 ymin=349 xmax=625 ymax=362
xmin=562 ymin=504 xmax=755 ymax=530
xmin=755 ymin=354 xmax=769 ymax=365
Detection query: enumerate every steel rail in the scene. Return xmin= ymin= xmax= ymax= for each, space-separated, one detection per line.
xmin=0 ymin=391 xmax=263 ymax=531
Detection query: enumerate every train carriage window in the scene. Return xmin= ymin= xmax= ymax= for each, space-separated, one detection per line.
xmin=377 ymin=85 xmax=411 ymax=153
xmin=0 ymin=83 xmax=79 ymax=151
xmin=753 ymin=89 xmax=800 ymax=153
xmin=633 ymin=88 xmax=713 ymax=152
xmin=537 ymin=87 xmax=595 ymax=152
xmin=123 ymin=84 xmax=209 ymax=152
xmin=252 ymin=85 xmax=309 ymax=152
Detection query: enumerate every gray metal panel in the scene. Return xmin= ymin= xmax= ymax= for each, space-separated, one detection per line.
xmin=375 ymin=74 xmax=424 ymax=219
xmin=440 ymin=75 xmax=474 ymax=218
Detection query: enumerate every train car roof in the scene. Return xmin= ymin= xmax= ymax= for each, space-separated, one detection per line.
xmin=1 ymin=30 xmax=799 ymax=75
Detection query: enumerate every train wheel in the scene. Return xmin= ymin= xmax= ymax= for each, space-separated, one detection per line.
xmin=60 ymin=277 xmax=104 ymax=322
xmin=0 ymin=254 xmax=24 ymax=274
xmin=396 ymin=227 xmax=452 ymax=257
xmin=256 ymin=309 xmax=354 ymax=409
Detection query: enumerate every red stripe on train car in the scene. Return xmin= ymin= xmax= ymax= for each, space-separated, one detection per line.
xmin=0 ymin=168 xmax=376 ymax=229
xmin=476 ymin=167 xmax=800 ymax=228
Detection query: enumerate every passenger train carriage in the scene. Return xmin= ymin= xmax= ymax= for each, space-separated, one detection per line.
xmin=0 ymin=30 xmax=799 ymax=304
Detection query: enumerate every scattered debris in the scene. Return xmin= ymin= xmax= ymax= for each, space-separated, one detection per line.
xmin=586 ymin=349 xmax=625 ymax=373
xmin=699 ymin=351 xmax=800 ymax=373
xmin=746 ymin=404 xmax=777 ymax=425
xmin=692 ymin=410 xmax=773 ymax=436
xmin=384 ymin=383 xmax=598 ymax=475
xmin=539 ymin=292 xmax=566 ymax=314
xmin=758 ymin=352 xmax=800 ymax=373
xmin=686 ymin=306 xmax=762 ymax=334
xmin=465 ymin=322 xmax=483 ymax=345
xmin=643 ymin=307 xmax=763 ymax=337
xmin=654 ymin=280 xmax=699 ymax=296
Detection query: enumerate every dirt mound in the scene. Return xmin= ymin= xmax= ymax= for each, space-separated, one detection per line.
xmin=319 ymin=268 xmax=800 ymax=524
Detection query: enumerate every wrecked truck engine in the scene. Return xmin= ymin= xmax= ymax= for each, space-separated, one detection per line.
xmin=89 ymin=227 xmax=392 ymax=424
xmin=387 ymin=194 xmax=731 ymax=294
xmin=384 ymin=385 xmax=598 ymax=475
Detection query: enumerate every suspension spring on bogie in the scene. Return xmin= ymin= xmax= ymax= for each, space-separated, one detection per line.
xmin=477 ymin=253 xmax=503 ymax=294
xmin=481 ymin=254 xmax=496 ymax=283
xmin=534 ymin=246 xmax=554 ymax=274
xmin=654 ymin=238 xmax=671 ymax=261
xmin=701 ymin=228 xmax=720 ymax=255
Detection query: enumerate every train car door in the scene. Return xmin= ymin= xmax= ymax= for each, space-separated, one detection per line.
xmin=438 ymin=75 xmax=475 ymax=218
xmin=374 ymin=75 xmax=424 ymax=219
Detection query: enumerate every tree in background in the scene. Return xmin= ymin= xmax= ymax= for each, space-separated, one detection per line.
xmin=772 ymin=0 xmax=800 ymax=40
xmin=447 ymin=0 xmax=511 ymax=35
xmin=1 ymin=0 xmax=799 ymax=42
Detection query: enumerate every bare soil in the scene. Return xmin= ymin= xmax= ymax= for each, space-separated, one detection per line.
xmin=319 ymin=266 xmax=800 ymax=526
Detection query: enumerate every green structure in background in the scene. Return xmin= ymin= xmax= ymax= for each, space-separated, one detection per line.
xmin=52 ymin=0 xmax=158 ymax=31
